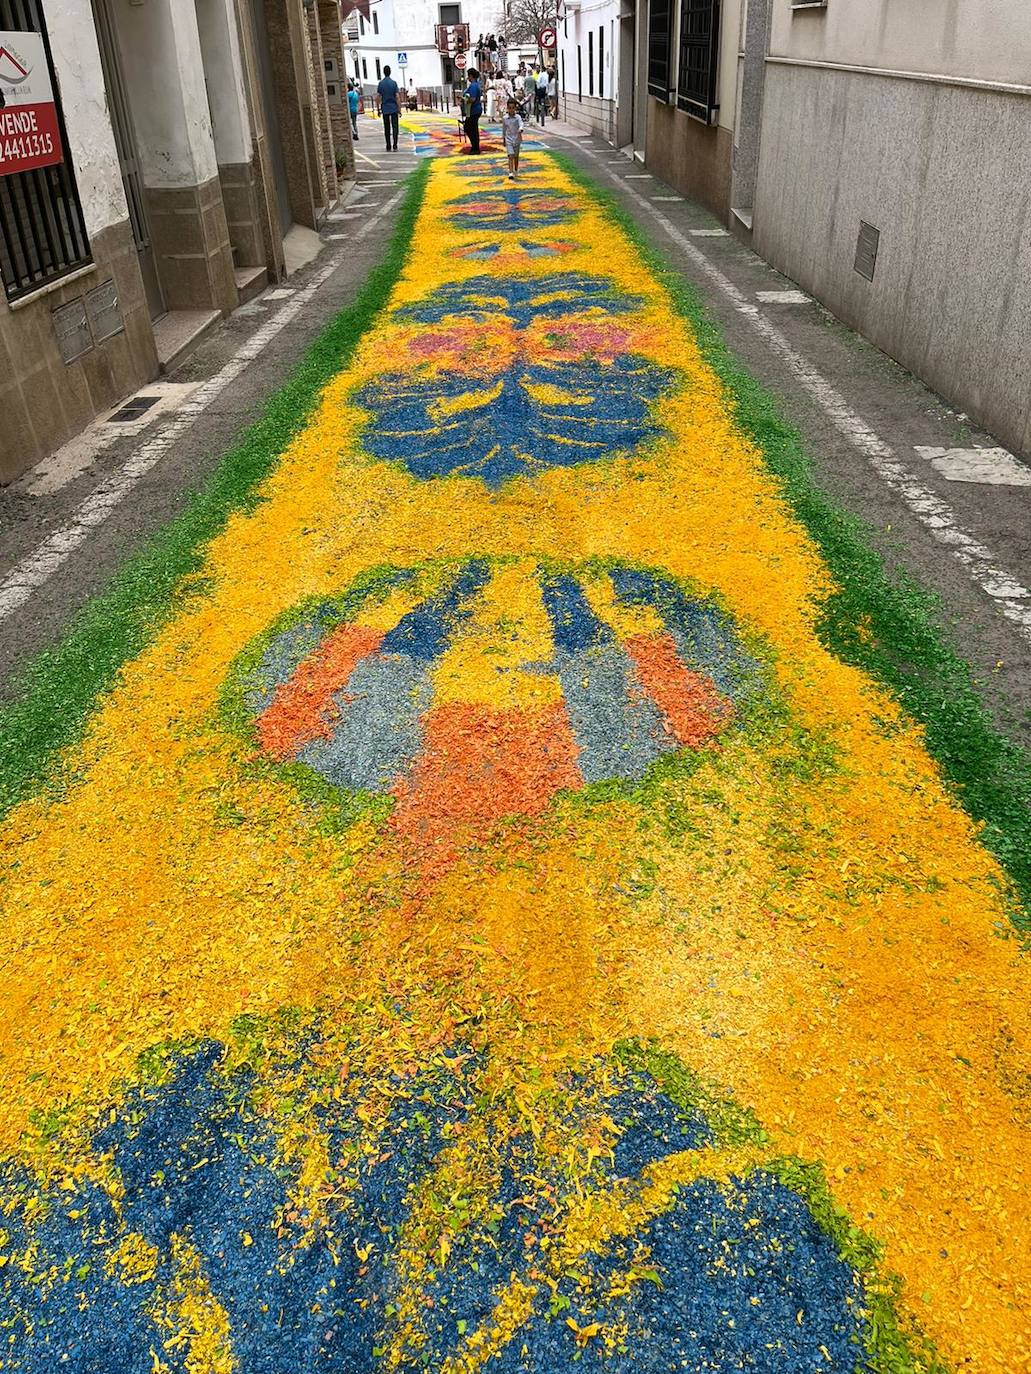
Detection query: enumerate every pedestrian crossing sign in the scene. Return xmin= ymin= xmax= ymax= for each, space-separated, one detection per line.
xmin=397 ymin=51 xmax=408 ymax=65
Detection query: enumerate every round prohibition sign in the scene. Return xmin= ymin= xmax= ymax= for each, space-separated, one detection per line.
xmin=539 ymin=25 xmax=557 ymax=48
xmin=454 ymin=51 xmax=468 ymax=68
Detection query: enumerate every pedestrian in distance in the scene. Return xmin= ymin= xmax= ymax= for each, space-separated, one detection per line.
xmin=347 ymin=81 xmax=360 ymax=140
xmin=376 ymin=64 xmax=400 ymax=151
xmin=502 ymin=97 xmax=523 ymax=180
xmin=464 ymin=68 xmax=483 ymax=154
xmin=547 ymin=65 xmax=558 ymax=118
xmin=523 ymin=65 xmax=537 ymax=114
xmin=534 ymin=65 xmax=549 ymax=124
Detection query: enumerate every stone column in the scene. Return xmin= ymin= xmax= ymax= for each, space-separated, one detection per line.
xmin=260 ymin=0 xmax=321 ymax=230
xmin=320 ymin=0 xmax=355 ymax=185
xmin=306 ymin=3 xmax=335 ymax=206
xmin=111 ymin=0 xmax=238 ymax=315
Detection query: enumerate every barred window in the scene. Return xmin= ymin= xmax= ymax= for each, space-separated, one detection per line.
xmin=677 ymin=0 xmax=721 ymax=122
xmin=0 ymin=0 xmax=91 ymax=302
xmin=647 ymin=0 xmax=674 ymax=101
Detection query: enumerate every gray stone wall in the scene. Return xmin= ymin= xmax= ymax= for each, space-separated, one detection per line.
xmin=559 ymin=92 xmax=618 ymax=142
xmin=753 ymin=63 xmax=1031 ymax=456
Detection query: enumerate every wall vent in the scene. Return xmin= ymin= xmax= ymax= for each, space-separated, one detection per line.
xmin=854 ymin=220 xmax=880 ymax=281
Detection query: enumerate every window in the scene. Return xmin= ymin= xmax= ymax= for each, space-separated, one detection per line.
xmin=375 ymin=57 xmax=382 ymax=78
xmin=647 ymin=0 xmax=674 ymax=101
xmin=677 ymin=0 xmax=721 ymax=121
xmin=598 ymin=24 xmax=604 ymax=98
xmin=372 ymin=10 xmax=379 ymax=32
xmin=439 ymin=3 xmax=461 ymax=22
xmin=587 ymin=31 xmax=593 ymax=96
xmin=576 ymin=43 xmax=582 ymax=101
xmin=0 ymin=0 xmax=91 ymax=303
xmin=362 ymin=58 xmax=368 ymax=77
xmin=359 ymin=14 xmax=365 ymax=33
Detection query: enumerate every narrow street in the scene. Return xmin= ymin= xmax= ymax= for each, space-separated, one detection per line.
xmin=1 ymin=116 xmax=1029 ymax=1373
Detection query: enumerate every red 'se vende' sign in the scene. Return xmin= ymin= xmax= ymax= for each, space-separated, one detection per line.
xmin=0 ymin=32 xmax=64 ymax=177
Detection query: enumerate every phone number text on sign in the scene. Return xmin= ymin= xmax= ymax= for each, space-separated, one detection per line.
xmin=0 ymin=31 xmax=65 ymax=176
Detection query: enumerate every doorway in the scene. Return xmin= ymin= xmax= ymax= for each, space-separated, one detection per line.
xmin=617 ymin=3 xmax=636 ymax=148
xmin=92 ymin=0 xmax=165 ymax=320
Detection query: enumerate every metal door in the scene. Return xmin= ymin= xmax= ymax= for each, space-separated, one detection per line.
xmin=91 ymin=0 xmax=165 ymax=320
xmin=254 ymin=0 xmax=293 ymax=236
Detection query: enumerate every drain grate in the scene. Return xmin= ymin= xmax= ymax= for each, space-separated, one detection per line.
xmin=107 ymin=395 xmax=160 ymax=424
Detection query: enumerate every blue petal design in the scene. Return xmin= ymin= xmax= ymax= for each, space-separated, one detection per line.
xmin=400 ymin=273 xmax=642 ymax=329
xmin=355 ymin=356 xmax=673 ymax=488
xmin=0 ymin=1043 xmax=870 ymax=1372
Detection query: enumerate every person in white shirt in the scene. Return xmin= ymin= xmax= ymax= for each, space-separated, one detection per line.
xmin=501 ymin=98 xmax=524 ymax=179
xmin=534 ymin=66 xmax=549 ymax=123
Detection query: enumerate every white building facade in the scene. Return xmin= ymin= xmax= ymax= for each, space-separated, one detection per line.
xmin=345 ymin=0 xmax=507 ymax=98
xmin=556 ymin=0 xmax=622 ymax=143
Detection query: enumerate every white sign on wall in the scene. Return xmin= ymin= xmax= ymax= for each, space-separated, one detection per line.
xmin=0 ymin=31 xmax=64 ymax=177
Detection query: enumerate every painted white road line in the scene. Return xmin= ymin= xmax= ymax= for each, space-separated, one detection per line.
xmin=689 ymin=228 xmax=729 ymax=237
xmin=652 ymin=196 xmax=684 ymax=202
xmin=0 ymin=186 xmax=410 ymax=625
xmin=915 ymin=446 xmax=1031 ymax=487
xmin=757 ymin=290 xmax=810 ymax=305
xmin=565 ymin=138 xmax=1031 ymax=640
xmin=626 ymin=174 xmax=653 ymax=179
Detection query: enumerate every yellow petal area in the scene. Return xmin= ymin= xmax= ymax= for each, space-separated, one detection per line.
xmin=430 ymin=559 xmax=562 ymax=710
xmin=579 ymin=569 xmax=665 ymax=642
xmin=0 ymin=147 xmax=1028 ymax=1370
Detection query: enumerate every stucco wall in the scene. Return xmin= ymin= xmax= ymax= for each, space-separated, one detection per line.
xmin=768 ymin=0 xmax=1031 ymax=88
xmin=47 ymin=0 xmax=128 ymax=236
xmin=195 ymin=0 xmax=254 ymax=166
xmin=112 ymin=0 xmax=219 ymax=187
xmin=753 ymin=63 xmax=1031 ymax=456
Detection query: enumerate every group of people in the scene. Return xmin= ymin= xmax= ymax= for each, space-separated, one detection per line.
xmin=359 ymin=54 xmax=558 ymax=163
xmin=461 ymin=60 xmax=557 ymax=173
xmin=473 ymin=32 xmax=507 ymax=75
xmin=482 ymin=65 xmax=556 ymax=122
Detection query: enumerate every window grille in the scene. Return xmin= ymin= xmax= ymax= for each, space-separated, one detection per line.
xmin=647 ymin=0 xmax=674 ymax=101
xmin=0 ymin=0 xmax=91 ymax=303
xmin=587 ymin=30 xmax=593 ymax=96
xmin=677 ymin=0 xmax=720 ymax=122
xmin=598 ymin=24 xmax=604 ymax=97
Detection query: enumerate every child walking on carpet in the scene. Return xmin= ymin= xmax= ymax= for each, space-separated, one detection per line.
xmin=502 ymin=98 xmax=523 ymax=180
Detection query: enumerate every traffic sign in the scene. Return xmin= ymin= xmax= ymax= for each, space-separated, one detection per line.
xmin=539 ymin=26 xmax=557 ymax=48
xmin=397 ymin=51 xmax=408 ymax=65
xmin=454 ymin=51 xmax=467 ymax=69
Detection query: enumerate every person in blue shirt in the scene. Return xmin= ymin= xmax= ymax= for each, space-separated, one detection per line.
xmin=464 ymin=68 xmax=482 ymax=154
xmin=347 ymin=81 xmax=359 ymax=140
xmin=376 ymin=64 xmax=400 ymax=151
